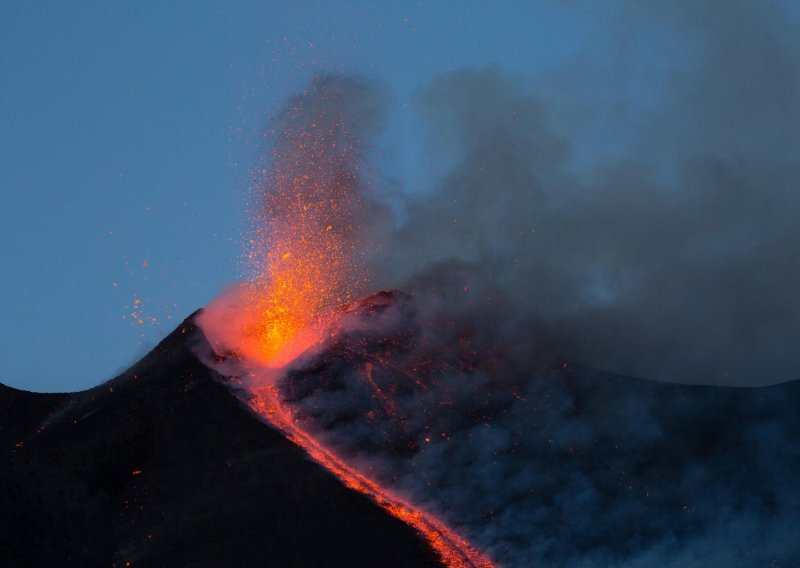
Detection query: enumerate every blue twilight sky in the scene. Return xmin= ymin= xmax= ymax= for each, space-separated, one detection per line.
xmin=3 ymin=2 xmax=797 ymax=392
xmin=0 ymin=1 xmax=593 ymax=392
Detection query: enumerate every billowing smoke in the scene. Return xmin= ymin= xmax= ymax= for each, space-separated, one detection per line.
xmin=222 ymin=0 xmax=800 ymax=387
xmin=199 ymin=1 xmax=800 ymax=566
xmin=363 ymin=1 xmax=800 ymax=387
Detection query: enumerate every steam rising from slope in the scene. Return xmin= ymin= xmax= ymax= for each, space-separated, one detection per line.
xmin=277 ymin=291 xmax=800 ymax=566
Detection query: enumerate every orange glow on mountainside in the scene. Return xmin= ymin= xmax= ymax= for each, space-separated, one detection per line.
xmin=202 ymin=80 xmax=496 ymax=567
xmin=246 ymin=379 xmax=495 ymax=568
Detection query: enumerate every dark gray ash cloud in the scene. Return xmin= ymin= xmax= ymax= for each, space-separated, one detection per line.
xmin=202 ymin=1 xmax=800 ymax=565
xmin=358 ymin=0 xmax=800 ymax=387
xmin=239 ymin=0 xmax=800 ymax=387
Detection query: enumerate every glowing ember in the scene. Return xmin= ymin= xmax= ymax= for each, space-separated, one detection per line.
xmin=202 ymin=78 xmax=495 ymax=567
xmin=238 ymin=84 xmax=368 ymax=367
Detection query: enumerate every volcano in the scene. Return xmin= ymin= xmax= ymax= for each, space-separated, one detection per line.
xmin=205 ymin=289 xmax=800 ymax=566
xmin=0 ymin=310 xmax=440 ymax=568
xmin=3 ymin=291 xmax=800 ymax=567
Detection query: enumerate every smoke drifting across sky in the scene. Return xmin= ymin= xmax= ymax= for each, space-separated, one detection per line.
xmin=197 ymin=2 xmax=800 ymax=565
xmin=302 ymin=0 xmax=800 ymax=387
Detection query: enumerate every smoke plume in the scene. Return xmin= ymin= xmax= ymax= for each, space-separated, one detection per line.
xmin=363 ymin=1 xmax=800 ymax=386
xmin=199 ymin=1 xmax=800 ymax=566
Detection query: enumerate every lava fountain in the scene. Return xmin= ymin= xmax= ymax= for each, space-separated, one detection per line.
xmin=199 ymin=77 xmax=494 ymax=567
xmin=234 ymin=79 xmax=369 ymax=367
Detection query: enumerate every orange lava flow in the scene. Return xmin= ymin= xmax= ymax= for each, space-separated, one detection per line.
xmin=246 ymin=381 xmax=495 ymax=568
xmin=236 ymin=80 xmax=495 ymax=567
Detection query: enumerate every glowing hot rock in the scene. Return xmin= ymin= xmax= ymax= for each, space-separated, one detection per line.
xmin=236 ymin=85 xmax=368 ymax=367
xmin=199 ymin=77 xmax=494 ymax=568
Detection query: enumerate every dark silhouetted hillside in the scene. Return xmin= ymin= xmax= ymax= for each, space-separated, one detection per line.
xmin=0 ymin=314 xmax=441 ymax=568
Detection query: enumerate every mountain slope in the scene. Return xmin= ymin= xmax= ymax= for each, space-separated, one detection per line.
xmin=242 ymin=290 xmax=800 ymax=566
xmin=0 ymin=314 xmax=441 ymax=568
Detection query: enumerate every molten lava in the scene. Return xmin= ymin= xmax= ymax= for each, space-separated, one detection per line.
xmin=245 ymin=377 xmax=494 ymax=568
xmin=203 ymin=79 xmax=494 ymax=567
xmin=239 ymin=87 xmax=368 ymax=367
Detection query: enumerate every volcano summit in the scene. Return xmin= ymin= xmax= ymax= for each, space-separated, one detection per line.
xmin=3 ymin=292 xmax=799 ymax=567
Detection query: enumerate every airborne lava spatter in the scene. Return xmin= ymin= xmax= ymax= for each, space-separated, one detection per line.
xmin=239 ymin=83 xmax=369 ymax=367
xmin=201 ymin=77 xmax=495 ymax=567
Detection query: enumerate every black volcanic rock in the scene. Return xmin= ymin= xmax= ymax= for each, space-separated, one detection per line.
xmin=0 ymin=314 xmax=441 ymax=568
xmin=270 ymin=291 xmax=800 ymax=566
xmin=5 ymin=291 xmax=800 ymax=567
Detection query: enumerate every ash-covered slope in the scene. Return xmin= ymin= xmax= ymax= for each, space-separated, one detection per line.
xmin=0 ymin=314 xmax=440 ymax=568
xmin=268 ymin=291 xmax=800 ymax=567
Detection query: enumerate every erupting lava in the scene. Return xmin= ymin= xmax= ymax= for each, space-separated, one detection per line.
xmin=202 ymin=79 xmax=495 ymax=567
xmin=238 ymin=83 xmax=369 ymax=367
xmin=245 ymin=378 xmax=494 ymax=568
